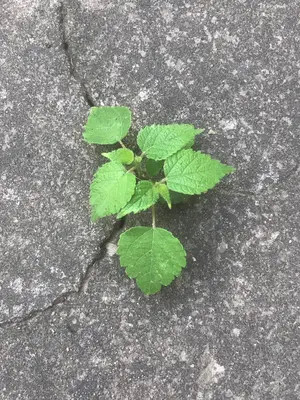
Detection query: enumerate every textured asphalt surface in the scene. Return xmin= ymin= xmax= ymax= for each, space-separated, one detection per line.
xmin=0 ymin=1 xmax=299 ymax=399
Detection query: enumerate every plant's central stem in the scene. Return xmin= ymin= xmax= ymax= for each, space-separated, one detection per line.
xmin=152 ymin=204 xmax=156 ymax=228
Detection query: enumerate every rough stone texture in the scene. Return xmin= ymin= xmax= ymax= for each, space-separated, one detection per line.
xmin=0 ymin=0 xmax=300 ymax=399
xmin=0 ymin=0 xmax=112 ymax=324
xmin=66 ymin=0 xmax=299 ymax=192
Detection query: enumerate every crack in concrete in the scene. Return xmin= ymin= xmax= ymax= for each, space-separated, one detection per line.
xmin=77 ymin=218 xmax=125 ymax=295
xmin=2 ymin=1 xmax=298 ymax=330
xmin=0 ymin=3 xmax=127 ymax=329
xmin=58 ymin=1 xmax=96 ymax=107
xmin=0 ymin=218 xmax=125 ymax=329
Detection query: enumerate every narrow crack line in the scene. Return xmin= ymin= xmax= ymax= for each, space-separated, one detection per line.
xmin=0 ymin=218 xmax=126 ymax=329
xmin=58 ymin=1 xmax=96 ymax=107
xmin=78 ymin=217 xmax=126 ymax=295
xmin=0 ymin=3 xmax=128 ymax=330
xmin=0 ymin=291 xmax=76 ymax=329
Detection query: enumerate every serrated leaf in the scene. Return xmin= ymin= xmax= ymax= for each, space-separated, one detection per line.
xmin=83 ymin=106 xmax=131 ymax=145
xmin=158 ymin=190 xmax=190 ymax=205
xmin=146 ymin=159 xmax=164 ymax=177
xmin=137 ymin=124 xmax=201 ymax=160
xmin=90 ymin=162 xmax=136 ymax=220
xmin=169 ymin=190 xmax=190 ymax=204
xmin=164 ymin=149 xmax=235 ymax=195
xmin=117 ymin=181 xmax=159 ymax=218
xmin=117 ymin=227 xmax=186 ymax=294
xmin=102 ymin=148 xmax=134 ymax=165
xmin=184 ymin=128 xmax=205 ymax=148
xmin=156 ymin=183 xmax=171 ymax=208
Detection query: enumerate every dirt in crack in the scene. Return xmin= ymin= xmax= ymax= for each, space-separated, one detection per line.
xmin=78 ymin=217 xmax=126 ymax=294
xmin=0 ymin=217 xmax=126 ymax=329
xmin=58 ymin=2 xmax=96 ymax=107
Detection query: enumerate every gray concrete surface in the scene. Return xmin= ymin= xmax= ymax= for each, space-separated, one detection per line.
xmin=0 ymin=0 xmax=299 ymax=399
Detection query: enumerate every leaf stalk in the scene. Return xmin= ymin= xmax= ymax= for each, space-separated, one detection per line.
xmin=152 ymin=204 xmax=156 ymax=228
xmin=119 ymin=140 xmax=126 ymax=148
xmin=159 ymin=177 xmax=167 ymax=184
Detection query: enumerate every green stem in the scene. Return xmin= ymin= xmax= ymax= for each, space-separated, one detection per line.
xmin=119 ymin=140 xmax=126 ymax=149
xmin=152 ymin=204 xmax=156 ymax=228
xmin=159 ymin=177 xmax=167 ymax=184
xmin=127 ymin=167 xmax=136 ymax=174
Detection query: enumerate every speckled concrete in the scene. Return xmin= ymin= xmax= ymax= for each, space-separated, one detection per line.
xmin=0 ymin=1 xmax=113 ymax=323
xmin=0 ymin=0 xmax=299 ymax=399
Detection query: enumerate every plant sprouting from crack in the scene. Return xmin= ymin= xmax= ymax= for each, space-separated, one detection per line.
xmin=83 ymin=106 xmax=235 ymax=295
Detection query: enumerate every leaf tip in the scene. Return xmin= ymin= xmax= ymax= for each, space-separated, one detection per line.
xmin=91 ymin=210 xmax=99 ymax=223
xmin=227 ymin=165 xmax=236 ymax=174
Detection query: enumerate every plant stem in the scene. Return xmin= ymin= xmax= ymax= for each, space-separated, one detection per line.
xmin=127 ymin=167 xmax=136 ymax=174
xmin=159 ymin=177 xmax=167 ymax=184
xmin=152 ymin=204 xmax=156 ymax=228
xmin=119 ymin=140 xmax=126 ymax=148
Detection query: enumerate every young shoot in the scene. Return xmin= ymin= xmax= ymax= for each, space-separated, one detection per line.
xmin=83 ymin=106 xmax=235 ymax=294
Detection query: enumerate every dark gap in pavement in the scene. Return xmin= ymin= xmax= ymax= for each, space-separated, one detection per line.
xmin=58 ymin=1 xmax=96 ymax=107
xmin=0 ymin=218 xmax=126 ymax=329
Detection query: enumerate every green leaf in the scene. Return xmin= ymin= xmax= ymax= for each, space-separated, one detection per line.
xmin=158 ymin=190 xmax=190 ymax=205
xmin=102 ymin=148 xmax=134 ymax=165
xmin=184 ymin=128 xmax=205 ymax=148
xmin=117 ymin=227 xmax=186 ymax=294
xmin=90 ymin=162 xmax=136 ymax=220
xmin=146 ymin=159 xmax=164 ymax=177
xmin=164 ymin=149 xmax=235 ymax=195
xmin=156 ymin=183 xmax=171 ymax=208
xmin=137 ymin=124 xmax=201 ymax=160
xmin=117 ymin=181 xmax=159 ymax=218
xmin=169 ymin=190 xmax=190 ymax=204
xmin=83 ymin=106 xmax=131 ymax=145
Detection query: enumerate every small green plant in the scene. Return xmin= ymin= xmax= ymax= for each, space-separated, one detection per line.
xmin=83 ymin=106 xmax=235 ymax=294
